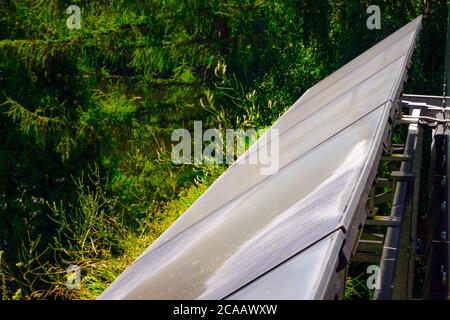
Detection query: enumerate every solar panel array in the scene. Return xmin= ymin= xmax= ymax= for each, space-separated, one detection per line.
xmin=100 ymin=16 xmax=422 ymax=300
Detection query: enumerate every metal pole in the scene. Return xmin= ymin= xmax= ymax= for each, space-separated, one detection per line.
xmin=375 ymin=108 xmax=420 ymax=300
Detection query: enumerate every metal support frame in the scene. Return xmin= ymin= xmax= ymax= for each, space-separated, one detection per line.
xmin=427 ymin=104 xmax=448 ymax=299
xmin=374 ymin=107 xmax=420 ymax=300
xmin=353 ymin=94 xmax=450 ymax=300
xmin=352 ymin=106 xmax=420 ymax=298
xmin=352 ymin=94 xmax=450 ymax=300
xmin=392 ymin=109 xmax=423 ymax=299
xmin=401 ymin=95 xmax=450 ymax=299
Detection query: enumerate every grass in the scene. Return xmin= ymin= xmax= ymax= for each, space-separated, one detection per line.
xmin=65 ymin=164 xmax=224 ymax=299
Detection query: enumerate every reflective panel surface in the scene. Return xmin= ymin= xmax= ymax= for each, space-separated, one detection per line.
xmin=148 ymin=16 xmax=421 ymax=252
xmin=101 ymin=105 xmax=387 ymax=299
xmin=100 ymin=16 xmax=422 ymax=300
xmin=227 ymin=230 xmax=344 ymax=300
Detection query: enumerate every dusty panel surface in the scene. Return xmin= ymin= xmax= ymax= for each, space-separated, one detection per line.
xmin=100 ymin=16 xmax=422 ymax=300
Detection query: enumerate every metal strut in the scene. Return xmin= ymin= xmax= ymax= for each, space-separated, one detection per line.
xmin=360 ymin=94 xmax=450 ymax=300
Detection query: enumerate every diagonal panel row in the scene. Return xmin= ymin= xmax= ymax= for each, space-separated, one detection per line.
xmin=148 ymin=17 xmax=421 ymax=252
xmin=100 ymin=16 xmax=422 ymax=300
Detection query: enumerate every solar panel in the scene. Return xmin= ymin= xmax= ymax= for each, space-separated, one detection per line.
xmin=227 ymin=230 xmax=345 ymax=300
xmin=99 ymin=16 xmax=422 ymax=300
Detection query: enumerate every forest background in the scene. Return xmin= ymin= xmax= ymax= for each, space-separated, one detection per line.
xmin=0 ymin=0 xmax=444 ymax=299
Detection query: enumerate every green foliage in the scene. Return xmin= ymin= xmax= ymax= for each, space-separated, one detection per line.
xmin=344 ymin=273 xmax=373 ymax=300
